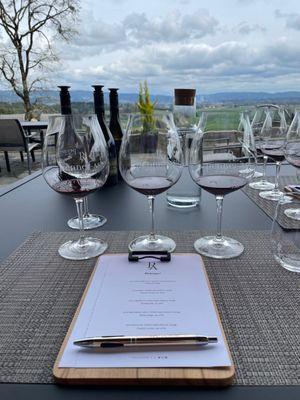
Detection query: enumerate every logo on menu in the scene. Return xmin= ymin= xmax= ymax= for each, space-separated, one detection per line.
xmin=145 ymin=261 xmax=161 ymax=275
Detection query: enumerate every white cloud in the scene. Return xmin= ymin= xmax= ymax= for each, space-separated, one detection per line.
xmin=124 ymin=9 xmax=219 ymax=43
xmin=48 ymin=1 xmax=300 ymax=93
xmin=234 ymin=22 xmax=266 ymax=35
xmin=275 ymin=9 xmax=300 ymax=31
xmin=53 ymin=37 xmax=300 ymax=92
xmin=57 ymin=8 xmax=219 ymax=60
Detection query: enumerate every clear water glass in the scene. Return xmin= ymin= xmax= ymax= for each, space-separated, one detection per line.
xmin=271 ymin=195 xmax=300 ymax=273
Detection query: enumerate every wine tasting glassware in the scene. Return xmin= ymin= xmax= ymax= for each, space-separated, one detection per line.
xmin=271 ymin=195 xmax=300 ymax=273
xmin=258 ymin=107 xmax=291 ymax=202
xmin=249 ymin=106 xmax=276 ymax=190
xmin=283 ymin=109 xmax=300 ymax=220
xmin=43 ymin=114 xmax=109 ymax=260
xmin=189 ymin=111 xmax=255 ymax=259
xmin=119 ymin=112 xmax=183 ymax=252
xmin=67 ymin=197 xmax=107 ymax=229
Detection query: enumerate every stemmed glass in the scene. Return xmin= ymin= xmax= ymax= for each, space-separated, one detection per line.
xmin=189 ymin=111 xmax=255 ymax=259
xmin=258 ymin=107 xmax=290 ymax=202
xmin=119 ymin=112 xmax=183 ymax=252
xmin=249 ymin=106 xmax=275 ymax=190
xmin=43 ymin=114 xmax=109 ymax=260
xmin=283 ymin=109 xmax=300 ymax=220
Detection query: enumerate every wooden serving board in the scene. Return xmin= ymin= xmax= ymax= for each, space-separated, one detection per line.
xmin=53 ymin=254 xmax=235 ymax=386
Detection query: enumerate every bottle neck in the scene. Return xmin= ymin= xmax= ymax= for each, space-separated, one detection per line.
xmin=110 ymin=107 xmax=120 ymax=119
xmin=60 ymin=93 xmax=72 ymax=115
xmin=93 ymin=92 xmax=105 ymax=118
xmin=109 ymin=91 xmax=119 ymax=115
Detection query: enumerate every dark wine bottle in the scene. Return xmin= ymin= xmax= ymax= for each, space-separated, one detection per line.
xmin=57 ymin=85 xmax=75 ymax=180
xmin=58 ymin=86 xmax=72 ymax=115
xmin=109 ymin=88 xmax=123 ymax=180
xmin=92 ymin=85 xmax=118 ymax=186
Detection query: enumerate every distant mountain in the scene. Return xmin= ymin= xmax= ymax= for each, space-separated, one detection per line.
xmin=1 ymin=90 xmax=300 ymax=105
xmin=201 ymin=91 xmax=300 ymax=104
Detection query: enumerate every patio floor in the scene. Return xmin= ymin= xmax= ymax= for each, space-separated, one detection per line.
xmin=0 ymin=150 xmax=42 ymax=187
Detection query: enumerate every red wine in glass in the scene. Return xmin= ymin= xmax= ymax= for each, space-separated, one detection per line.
xmin=196 ymin=175 xmax=247 ymax=197
xmin=44 ymin=167 xmax=105 ymax=197
xmin=129 ymin=176 xmax=174 ymax=196
xmin=261 ymin=148 xmax=285 ymax=162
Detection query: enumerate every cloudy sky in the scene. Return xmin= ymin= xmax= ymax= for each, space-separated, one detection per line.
xmin=53 ymin=0 xmax=300 ymax=94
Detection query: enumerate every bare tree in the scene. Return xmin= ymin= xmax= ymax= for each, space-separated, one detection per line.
xmin=0 ymin=0 xmax=79 ymax=119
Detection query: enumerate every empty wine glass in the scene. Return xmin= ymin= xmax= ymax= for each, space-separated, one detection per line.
xmin=119 ymin=112 xmax=183 ymax=252
xmin=249 ymin=106 xmax=276 ymax=190
xmin=283 ymin=109 xmax=300 ymax=220
xmin=43 ymin=114 xmax=109 ymax=260
xmin=189 ymin=111 xmax=255 ymax=259
xmin=258 ymin=107 xmax=290 ymax=202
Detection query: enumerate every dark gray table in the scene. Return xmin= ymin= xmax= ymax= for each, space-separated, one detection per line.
xmin=0 ymin=168 xmax=299 ymax=400
xmin=21 ymin=121 xmax=48 ymax=132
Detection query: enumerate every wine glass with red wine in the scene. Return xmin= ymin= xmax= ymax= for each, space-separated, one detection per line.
xmin=189 ymin=111 xmax=255 ymax=259
xmin=258 ymin=107 xmax=291 ymax=202
xmin=119 ymin=112 xmax=183 ymax=252
xmin=43 ymin=114 xmax=109 ymax=260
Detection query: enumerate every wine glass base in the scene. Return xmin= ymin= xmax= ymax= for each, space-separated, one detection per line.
xmin=129 ymin=235 xmax=176 ymax=252
xmin=259 ymin=190 xmax=291 ymax=202
xmin=249 ymin=180 xmax=275 ymax=190
xmin=284 ymin=208 xmax=300 ymax=221
xmin=194 ymin=236 xmax=244 ymax=259
xmin=67 ymin=214 xmax=107 ymax=230
xmin=58 ymin=238 xmax=108 ymax=260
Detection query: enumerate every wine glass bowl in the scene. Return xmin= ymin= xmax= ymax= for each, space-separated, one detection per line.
xmin=189 ymin=111 xmax=255 ymax=259
xmin=43 ymin=114 xmax=109 ymax=260
xmin=284 ymin=109 xmax=300 ymax=168
xmin=119 ymin=112 xmax=183 ymax=252
xmin=249 ymin=106 xmax=278 ymax=190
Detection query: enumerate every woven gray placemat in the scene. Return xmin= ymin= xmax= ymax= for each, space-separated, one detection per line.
xmin=243 ymin=176 xmax=300 ymax=229
xmin=0 ymin=230 xmax=299 ymax=385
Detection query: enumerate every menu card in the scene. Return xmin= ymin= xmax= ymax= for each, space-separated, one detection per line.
xmin=59 ymin=254 xmax=232 ymax=368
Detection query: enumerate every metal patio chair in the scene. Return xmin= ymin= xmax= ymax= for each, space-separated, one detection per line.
xmin=0 ymin=119 xmax=41 ymax=175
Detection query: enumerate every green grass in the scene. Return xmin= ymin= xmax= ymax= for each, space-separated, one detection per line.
xmin=199 ymin=106 xmax=252 ymax=131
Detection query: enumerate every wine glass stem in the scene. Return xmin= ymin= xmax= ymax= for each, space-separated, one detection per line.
xmin=215 ymin=195 xmax=224 ymax=241
xmin=274 ymin=161 xmax=281 ymax=192
xmin=262 ymin=155 xmax=268 ymax=181
xmin=74 ymin=198 xmax=85 ymax=246
xmin=83 ymin=196 xmax=89 ymax=218
xmin=148 ymin=195 xmax=156 ymax=240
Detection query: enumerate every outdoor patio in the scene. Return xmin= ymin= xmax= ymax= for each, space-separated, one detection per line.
xmin=0 ymin=150 xmax=42 ymax=187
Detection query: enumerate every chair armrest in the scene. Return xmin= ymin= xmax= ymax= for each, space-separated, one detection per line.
xmin=24 ymin=130 xmax=41 ymax=139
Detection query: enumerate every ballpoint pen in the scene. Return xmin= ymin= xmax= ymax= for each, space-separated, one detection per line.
xmin=73 ymin=334 xmax=218 ymax=349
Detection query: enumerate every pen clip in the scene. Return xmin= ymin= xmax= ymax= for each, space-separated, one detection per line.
xmin=128 ymin=251 xmax=171 ymax=262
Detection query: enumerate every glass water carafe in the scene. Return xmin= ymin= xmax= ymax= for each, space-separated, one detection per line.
xmin=166 ymin=89 xmax=202 ymax=208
